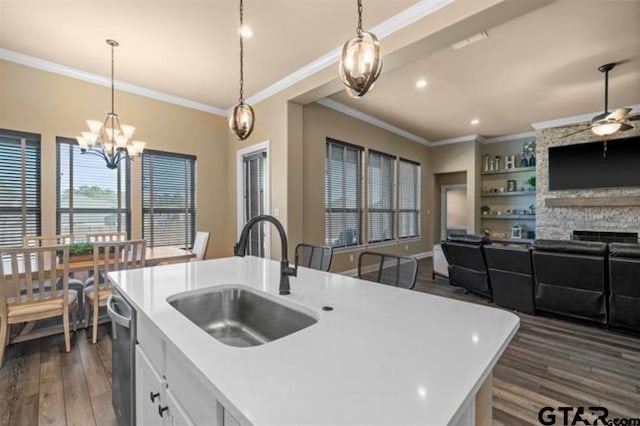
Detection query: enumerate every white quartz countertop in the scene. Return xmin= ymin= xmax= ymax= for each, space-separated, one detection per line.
xmin=109 ymin=256 xmax=519 ymax=426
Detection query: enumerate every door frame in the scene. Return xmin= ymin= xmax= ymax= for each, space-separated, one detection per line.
xmin=236 ymin=141 xmax=271 ymax=258
xmin=440 ymin=183 xmax=467 ymax=240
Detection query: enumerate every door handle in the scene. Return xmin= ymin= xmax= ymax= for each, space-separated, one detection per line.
xmin=158 ymin=405 xmax=169 ymax=418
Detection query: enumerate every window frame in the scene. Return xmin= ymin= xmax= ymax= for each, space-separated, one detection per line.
xmin=142 ymin=149 xmax=197 ymax=249
xmin=367 ymin=149 xmax=396 ymax=244
xmin=324 ymin=138 xmax=364 ymax=250
xmin=0 ymin=129 xmax=42 ymax=248
xmin=398 ymin=158 xmax=421 ymax=240
xmin=56 ymin=137 xmax=131 ymax=241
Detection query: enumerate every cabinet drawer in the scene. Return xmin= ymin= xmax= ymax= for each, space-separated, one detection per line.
xmin=137 ymin=313 xmax=164 ymax=373
xmin=136 ymin=346 xmax=167 ymax=425
xmin=166 ymin=345 xmax=221 ymax=425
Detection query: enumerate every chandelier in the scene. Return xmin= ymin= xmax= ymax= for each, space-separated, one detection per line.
xmin=76 ymin=39 xmax=146 ymax=169
xmin=339 ymin=0 xmax=382 ymax=97
xmin=228 ymin=0 xmax=255 ymax=140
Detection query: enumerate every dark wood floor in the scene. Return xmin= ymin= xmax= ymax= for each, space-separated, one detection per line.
xmin=1 ymin=258 xmax=639 ymax=425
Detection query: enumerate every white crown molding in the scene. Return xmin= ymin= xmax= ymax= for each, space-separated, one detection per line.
xmin=317 ymin=98 xmax=431 ymax=146
xmin=531 ymin=104 xmax=640 ymax=130
xmin=430 ymin=134 xmax=479 ymax=147
xmin=480 ymin=131 xmax=537 ymax=144
xmin=0 ymin=48 xmax=228 ymax=116
xmin=244 ymin=0 xmax=455 ymax=107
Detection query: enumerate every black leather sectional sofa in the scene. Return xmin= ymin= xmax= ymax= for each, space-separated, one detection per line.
xmin=441 ymin=236 xmax=640 ymax=332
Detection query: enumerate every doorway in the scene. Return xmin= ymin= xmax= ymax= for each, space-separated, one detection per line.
xmin=237 ymin=142 xmax=270 ymax=258
xmin=441 ymin=184 xmax=468 ymax=240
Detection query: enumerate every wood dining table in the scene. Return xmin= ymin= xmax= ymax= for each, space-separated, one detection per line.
xmin=1 ymin=246 xmax=195 ymax=344
xmin=2 ymin=246 xmax=196 ymax=275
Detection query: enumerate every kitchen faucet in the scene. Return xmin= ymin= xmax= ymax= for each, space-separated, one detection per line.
xmin=234 ymin=215 xmax=297 ymax=295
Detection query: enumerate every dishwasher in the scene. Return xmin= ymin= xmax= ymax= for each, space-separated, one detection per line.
xmin=107 ymin=288 xmax=136 ymax=426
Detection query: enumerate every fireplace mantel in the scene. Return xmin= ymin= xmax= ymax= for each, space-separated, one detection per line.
xmin=544 ymin=196 xmax=640 ymax=207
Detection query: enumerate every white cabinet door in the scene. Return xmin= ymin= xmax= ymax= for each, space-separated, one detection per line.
xmin=136 ymin=345 xmax=167 ymax=426
xmin=166 ymin=389 xmax=195 ymax=426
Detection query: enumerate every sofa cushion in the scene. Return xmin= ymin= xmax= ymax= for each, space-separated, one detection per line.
xmin=609 ymin=243 xmax=640 ymax=258
xmin=533 ymin=239 xmax=608 ymax=256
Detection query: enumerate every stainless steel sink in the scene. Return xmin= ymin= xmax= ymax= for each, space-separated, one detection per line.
xmin=167 ymin=286 xmax=318 ymax=347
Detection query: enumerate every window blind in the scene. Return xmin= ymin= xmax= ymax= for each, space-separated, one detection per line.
xmin=368 ymin=150 xmax=395 ymax=243
xmin=0 ymin=130 xmax=41 ymax=248
xmin=325 ymin=139 xmax=363 ymax=249
xmin=243 ymin=151 xmax=266 ymax=257
xmin=142 ymin=150 xmax=196 ymax=248
xmin=57 ymin=137 xmax=130 ymax=241
xmin=398 ymin=159 xmax=420 ymax=239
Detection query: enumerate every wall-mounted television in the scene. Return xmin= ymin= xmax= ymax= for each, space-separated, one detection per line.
xmin=548 ymin=136 xmax=640 ymax=190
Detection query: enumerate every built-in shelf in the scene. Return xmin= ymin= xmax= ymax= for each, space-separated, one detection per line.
xmin=482 ymin=191 xmax=536 ymax=197
xmin=481 ymin=215 xmax=536 ymax=220
xmin=481 ymin=166 xmax=536 ymax=176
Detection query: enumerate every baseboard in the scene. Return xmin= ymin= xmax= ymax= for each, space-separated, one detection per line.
xmin=339 ymin=251 xmax=433 ymax=277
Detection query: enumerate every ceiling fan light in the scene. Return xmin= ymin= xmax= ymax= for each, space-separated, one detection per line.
xmin=86 ymin=120 xmax=103 ymax=133
xmin=228 ymin=102 xmax=255 ymax=141
xmin=591 ymin=121 xmax=622 ymax=136
xmin=339 ymin=32 xmax=382 ymax=97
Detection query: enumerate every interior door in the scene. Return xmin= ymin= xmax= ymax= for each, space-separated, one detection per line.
xmin=441 ymin=185 xmax=468 ymax=240
xmin=243 ymin=151 xmax=267 ymax=257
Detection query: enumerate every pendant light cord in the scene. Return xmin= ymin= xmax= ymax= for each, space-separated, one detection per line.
xmin=356 ymin=0 xmax=363 ymax=36
xmin=239 ymin=0 xmax=245 ymax=103
xmin=111 ymin=42 xmax=115 ymax=114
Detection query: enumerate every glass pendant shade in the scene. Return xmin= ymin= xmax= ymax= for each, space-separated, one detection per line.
xmin=228 ymin=102 xmax=255 ymax=141
xmin=339 ymin=32 xmax=381 ymax=97
xmin=591 ymin=121 xmax=622 ymax=136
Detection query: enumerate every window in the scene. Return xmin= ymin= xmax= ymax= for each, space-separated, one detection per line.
xmin=57 ymin=137 xmax=130 ymax=241
xmin=325 ymin=139 xmax=363 ymax=249
xmin=398 ymin=159 xmax=420 ymax=239
xmin=0 ymin=130 xmax=41 ymax=248
xmin=142 ymin=150 xmax=196 ymax=248
xmin=368 ymin=150 xmax=395 ymax=243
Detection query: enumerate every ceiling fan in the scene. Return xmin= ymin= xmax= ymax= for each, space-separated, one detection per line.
xmin=561 ymin=63 xmax=639 ymax=139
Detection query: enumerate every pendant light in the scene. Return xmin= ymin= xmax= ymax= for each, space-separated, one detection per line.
xmin=76 ymin=39 xmax=145 ymax=169
xmin=339 ymin=0 xmax=382 ymax=97
xmin=229 ymin=0 xmax=255 ymax=141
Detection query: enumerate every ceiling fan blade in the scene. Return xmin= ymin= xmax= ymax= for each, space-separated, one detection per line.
xmin=606 ymin=107 xmax=632 ymax=121
xmin=561 ymin=128 xmax=590 ymax=139
xmin=627 ymin=114 xmax=640 ymax=121
xmin=620 ymin=123 xmax=633 ymax=131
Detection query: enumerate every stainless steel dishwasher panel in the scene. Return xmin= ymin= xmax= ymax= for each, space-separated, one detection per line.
xmin=108 ymin=289 xmax=136 ymax=426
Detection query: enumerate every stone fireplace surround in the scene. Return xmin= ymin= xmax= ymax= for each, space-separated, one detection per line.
xmin=536 ymin=123 xmax=640 ymax=240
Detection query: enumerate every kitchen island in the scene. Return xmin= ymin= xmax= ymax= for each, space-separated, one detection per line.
xmin=108 ymin=256 xmax=519 ymax=426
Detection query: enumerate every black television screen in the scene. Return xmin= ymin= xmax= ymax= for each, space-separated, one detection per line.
xmin=548 ymin=136 xmax=640 ymax=190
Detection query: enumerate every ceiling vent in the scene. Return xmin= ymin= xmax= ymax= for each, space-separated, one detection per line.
xmin=451 ymin=31 xmax=489 ymax=50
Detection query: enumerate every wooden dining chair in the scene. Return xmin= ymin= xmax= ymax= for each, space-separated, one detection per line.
xmin=24 ymin=234 xmax=74 ymax=247
xmin=192 ymin=231 xmax=210 ymax=261
xmin=85 ymin=240 xmax=146 ymax=344
xmin=86 ymin=232 xmax=127 ymax=243
xmin=0 ymin=245 xmax=77 ymax=367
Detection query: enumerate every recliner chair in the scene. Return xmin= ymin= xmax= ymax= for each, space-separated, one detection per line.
xmin=532 ymin=239 xmax=608 ymax=324
xmin=484 ymin=246 xmax=535 ymax=314
xmin=441 ymin=234 xmax=492 ymax=298
xmin=608 ymin=243 xmax=640 ymax=331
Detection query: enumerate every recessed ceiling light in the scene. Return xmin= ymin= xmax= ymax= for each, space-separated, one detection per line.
xmin=415 ymin=79 xmax=428 ymax=89
xmin=470 ymin=118 xmax=480 ymax=126
xmin=239 ymin=25 xmax=253 ymax=38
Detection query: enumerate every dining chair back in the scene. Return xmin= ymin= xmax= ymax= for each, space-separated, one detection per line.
xmin=0 ymin=245 xmax=76 ymax=366
xmin=85 ymin=239 xmax=146 ymax=343
xmin=86 ymin=232 xmax=127 ymax=243
xmin=357 ymin=252 xmax=418 ymax=290
xmin=295 ymin=243 xmax=333 ymax=272
xmin=24 ymin=234 xmax=73 ymax=247
xmin=192 ymin=231 xmax=210 ymax=261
